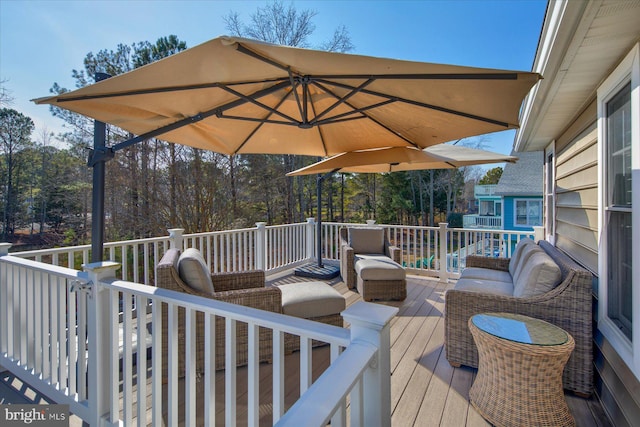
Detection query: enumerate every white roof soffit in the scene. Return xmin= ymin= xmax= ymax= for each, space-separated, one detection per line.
xmin=515 ymin=0 xmax=640 ymax=152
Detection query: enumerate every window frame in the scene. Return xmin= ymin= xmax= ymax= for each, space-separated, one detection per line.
xmin=513 ymin=198 xmax=543 ymax=228
xmin=544 ymin=142 xmax=556 ymax=244
xmin=597 ymin=43 xmax=639 ymax=378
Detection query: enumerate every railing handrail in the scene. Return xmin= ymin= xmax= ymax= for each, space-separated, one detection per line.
xmin=0 ymin=253 xmax=89 ymax=281
xmin=104 ymin=278 xmax=352 ymax=347
xmin=276 ymin=341 xmax=377 ymax=427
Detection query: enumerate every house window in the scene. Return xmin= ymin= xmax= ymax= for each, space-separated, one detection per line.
xmin=514 ymin=199 xmax=542 ymax=227
xmin=545 ymin=144 xmax=556 ymax=243
xmin=479 ymin=200 xmax=498 ymax=216
xmin=597 ymin=43 xmax=638 ymax=376
xmin=605 ymin=82 xmax=633 ymax=340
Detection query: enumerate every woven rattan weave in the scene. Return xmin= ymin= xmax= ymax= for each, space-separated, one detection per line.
xmin=469 ymin=313 xmax=576 ymax=427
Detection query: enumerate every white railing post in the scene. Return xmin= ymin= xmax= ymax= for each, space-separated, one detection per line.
xmin=533 ymin=226 xmax=545 ymax=242
xmin=305 ymin=218 xmax=315 ymax=262
xmin=0 ymin=243 xmax=11 ymax=367
xmin=0 ymin=242 xmax=11 ymax=256
xmin=342 ymin=302 xmax=398 ymax=427
xmin=439 ymin=222 xmax=449 ymax=283
xmin=366 ymin=219 xmax=376 ymax=226
xmin=84 ymin=261 xmax=121 ymax=426
xmin=168 ymin=228 xmax=184 ymax=250
xmin=255 ymin=222 xmax=267 ymax=271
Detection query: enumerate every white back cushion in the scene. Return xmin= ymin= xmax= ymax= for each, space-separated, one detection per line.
xmin=178 ymin=248 xmax=215 ymax=294
xmin=513 ymin=251 xmax=562 ymax=297
xmin=508 ymin=238 xmax=536 ymax=277
xmin=348 ymin=227 xmax=385 ymax=254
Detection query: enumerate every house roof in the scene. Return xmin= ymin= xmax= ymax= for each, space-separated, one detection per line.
xmin=514 ymin=0 xmax=640 ymax=152
xmin=494 ymin=151 xmax=543 ymax=196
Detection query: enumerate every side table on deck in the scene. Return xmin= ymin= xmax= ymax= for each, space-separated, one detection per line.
xmin=468 ymin=312 xmax=575 ymax=427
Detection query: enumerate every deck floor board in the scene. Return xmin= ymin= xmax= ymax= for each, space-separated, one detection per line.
xmin=0 ymin=273 xmax=612 ymax=426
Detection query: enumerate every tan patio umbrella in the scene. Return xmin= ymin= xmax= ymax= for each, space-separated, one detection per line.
xmin=287 ymin=144 xmax=517 ymax=176
xmin=287 ymin=144 xmax=516 ymax=273
xmin=34 ymin=36 xmax=540 ymax=157
xmin=33 ymin=35 xmax=539 ymax=261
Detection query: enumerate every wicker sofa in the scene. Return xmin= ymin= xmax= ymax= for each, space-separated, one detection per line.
xmin=339 ymin=227 xmax=406 ymax=301
xmin=444 ymin=240 xmax=593 ymax=396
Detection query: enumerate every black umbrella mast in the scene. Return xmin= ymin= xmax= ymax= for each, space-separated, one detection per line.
xmin=89 ymin=73 xmax=112 ymax=263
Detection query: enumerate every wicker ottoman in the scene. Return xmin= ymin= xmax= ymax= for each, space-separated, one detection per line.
xmin=354 ymin=256 xmax=407 ymax=301
xmin=469 ymin=312 xmax=575 ymax=427
xmin=278 ymin=281 xmax=346 ymax=353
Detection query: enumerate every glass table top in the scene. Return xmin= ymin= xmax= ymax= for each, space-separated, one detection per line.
xmin=471 ymin=312 xmax=569 ymax=346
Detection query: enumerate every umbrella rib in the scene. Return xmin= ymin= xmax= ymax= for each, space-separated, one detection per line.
xmin=109 ymin=80 xmax=292 ymax=153
xmin=311 ymin=78 xmax=374 ymax=123
xmin=233 ymin=86 xmax=294 ymax=154
xmin=308 ymin=90 xmax=329 ymax=156
xmin=313 ymin=82 xmax=422 ymax=149
xmin=314 ymin=77 xmax=514 ymax=128
xmin=217 ymin=83 xmax=299 ymax=124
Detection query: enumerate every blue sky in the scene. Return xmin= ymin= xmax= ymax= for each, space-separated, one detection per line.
xmin=0 ymin=0 xmax=547 ymax=155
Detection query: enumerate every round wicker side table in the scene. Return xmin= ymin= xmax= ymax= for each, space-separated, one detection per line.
xmin=468 ymin=312 xmax=576 ymax=427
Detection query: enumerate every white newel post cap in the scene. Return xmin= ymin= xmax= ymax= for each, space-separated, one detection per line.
xmin=306 ymin=217 xmax=315 ymax=224
xmin=342 ymin=301 xmax=398 ymax=332
xmin=533 ymin=226 xmax=544 ymax=242
xmin=366 ymin=219 xmax=376 ymax=226
xmin=82 ymin=261 xmax=121 ymax=280
xmin=0 ymin=243 xmax=12 ymax=255
xmin=168 ymin=228 xmax=185 ymax=249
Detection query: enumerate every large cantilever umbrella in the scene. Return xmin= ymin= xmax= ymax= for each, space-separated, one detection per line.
xmin=287 ymin=144 xmax=517 ymax=271
xmin=33 ymin=36 xmax=540 ymax=261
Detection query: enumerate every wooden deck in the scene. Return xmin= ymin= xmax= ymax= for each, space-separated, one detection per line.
xmin=1 ymin=273 xmax=612 ymax=426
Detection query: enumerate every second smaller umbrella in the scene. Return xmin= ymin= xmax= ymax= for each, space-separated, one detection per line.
xmin=287 ymin=144 xmax=517 ymax=176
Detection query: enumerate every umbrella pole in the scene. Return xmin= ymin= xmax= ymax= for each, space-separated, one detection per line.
xmin=316 ymin=174 xmax=324 ymax=268
xmin=90 ymin=73 xmax=112 ymax=263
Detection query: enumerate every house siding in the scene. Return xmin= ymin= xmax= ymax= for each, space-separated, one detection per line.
xmin=554 ymin=115 xmax=599 ymax=274
xmin=553 ymin=102 xmax=639 ymax=426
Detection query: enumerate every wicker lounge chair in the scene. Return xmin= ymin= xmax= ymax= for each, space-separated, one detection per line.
xmin=339 ymin=227 xmax=406 ymax=301
xmin=444 ymin=240 xmax=593 ymax=396
xmin=156 ymin=248 xmax=279 ymax=373
xmin=156 ymin=248 xmax=345 ymax=375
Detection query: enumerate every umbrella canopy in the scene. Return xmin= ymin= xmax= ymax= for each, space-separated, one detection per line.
xmin=286 ymin=145 xmax=517 ymax=176
xmin=34 ymin=36 xmax=540 ymax=156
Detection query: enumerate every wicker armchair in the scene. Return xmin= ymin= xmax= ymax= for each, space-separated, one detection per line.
xmin=156 ymin=248 xmax=281 ymax=373
xmin=339 ymin=227 xmax=402 ymax=288
xmin=444 ymin=240 xmax=594 ymax=396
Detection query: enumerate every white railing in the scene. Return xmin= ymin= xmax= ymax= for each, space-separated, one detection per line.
xmin=10 ymin=221 xmax=533 ymax=286
xmin=0 ymin=248 xmax=397 ymax=426
xmin=0 ymin=245 xmax=93 ymax=421
xmin=462 ymin=214 xmax=503 ymax=229
xmin=474 ymin=184 xmax=498 ymax=197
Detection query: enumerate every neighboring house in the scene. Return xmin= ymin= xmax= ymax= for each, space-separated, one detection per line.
xmin=515 ymin=1 xmax=640 ymax=425
xmin=462 ymin=151 xmax=543 ymax=232
xmin=494 ymin=151 xmax=543 ymax=232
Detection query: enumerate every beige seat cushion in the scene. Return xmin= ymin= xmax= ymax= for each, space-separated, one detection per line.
xmin=459 ymin=267 xmax=513 ymax=284
xmin=178 ymin=248 xmax=215 ymax=294
xmin=348 ymin=227 xmax=385 ymax=254
xmin=454 ymin=278 xmax=514 ymax=296
xmin=355 ymin=256 xmax=405 ymax=281
xmin=279 ymin=282 xmax=346 ymax=318
xmin=508 ymin=238 xmax=537 ymax=277
xmin=513 ymin=251 xmax=562 ymax=297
